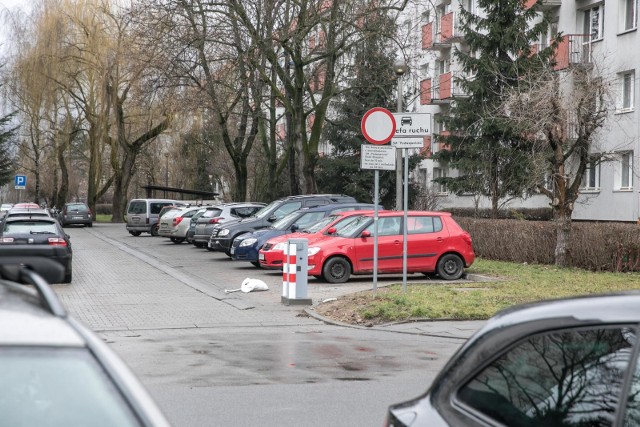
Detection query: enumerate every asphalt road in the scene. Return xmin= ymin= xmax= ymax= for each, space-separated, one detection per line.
xmin=54 ymin=223 xmax=471 ymax=427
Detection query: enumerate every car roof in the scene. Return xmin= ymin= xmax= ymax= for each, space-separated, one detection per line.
xmin=359 ymin=210 xmax=452 ymax=217
xmin=277 ymin=194 xmax=355 ymax=201
xmin=299 ymin=203 xmax=382 ymax=213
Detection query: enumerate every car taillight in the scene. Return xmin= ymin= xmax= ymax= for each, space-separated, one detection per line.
xmin=0 ymin=237 xmax=14 ymax=243
xmin=48 ymin=237 xmax=68 ymax=246
xmin=208 ymin=218 xmax=220 ymax=224
xmin=173 ymin=217 xmax=184 ymax=226
xmin=462 ymin=232 xmax=473 ymax=246
xmin=88 ymin=208 xmax=92 ymax=217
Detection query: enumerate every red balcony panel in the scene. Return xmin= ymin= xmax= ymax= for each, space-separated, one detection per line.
xmin=554 ymin=35 xmax=570 ymax=70
xmin=441 ymin=13 xmax=453 ymax=40
xmin=439 ymin=72 xmax=452 ymax=99
xmin=421 ymin=136 xmax=432 ymax=157
xmin=422 ymin=23 xmax=433 ymax=49
xmin=524 ymin=0 xmax=536 ymax=8
xmin=420 ymin=79 xmax=432 ymax=104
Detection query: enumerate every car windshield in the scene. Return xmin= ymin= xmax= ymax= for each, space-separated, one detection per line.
xmin=66 ymin=204 xmax=88 ymax=212
xmin=303 ymin=215 xmax=338 ymax=233
xmin=271 ymin=211 xmax=302 ymax=229
xmin=333 ymin=215 xmax=371 ymax=238
xmin=253 ymin=200 xmax=281 ymax=219
xmin=0 ymin=347 xmax=142 ymax=427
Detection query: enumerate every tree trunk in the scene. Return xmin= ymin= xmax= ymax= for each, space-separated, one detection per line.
xmin=554 ymin=212 xmax=572 ymax=267
xmin=55 ymin=139 xmax=69 ymax=208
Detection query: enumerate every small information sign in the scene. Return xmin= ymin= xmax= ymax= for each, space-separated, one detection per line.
xmin=360 ymin=145 xmax=396 ymax=170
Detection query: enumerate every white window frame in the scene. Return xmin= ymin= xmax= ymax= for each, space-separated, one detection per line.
xmin=617 ymin=70 xmax=635 ymax=112
xmin=615 ymin=151 xmax=634 ymax=190
xmin=581 ymin=159 xmax=601 ymax=191
xmin=583 ymin=4 xmax=605 ymax=41
xmin=620 ymin=0 xmax=638 ymax=32
xmin=433 ymin=167 xmax=448 ymax=195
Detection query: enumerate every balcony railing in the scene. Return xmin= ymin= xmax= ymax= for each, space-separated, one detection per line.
xmin=422 ymin=12 xmax=462 ymax=50
xmin=552 ymin=34 xmax=593 ymax=70
xmin=430 ymin=72 xmax=469 ymax=103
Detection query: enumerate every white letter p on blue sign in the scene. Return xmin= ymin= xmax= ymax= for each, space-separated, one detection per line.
xmin=15 ymin=175 xmax=26 ymax=188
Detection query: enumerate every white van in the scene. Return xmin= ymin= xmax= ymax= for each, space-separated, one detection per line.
xmin=125 ymin=198 xmax=178 ymax=236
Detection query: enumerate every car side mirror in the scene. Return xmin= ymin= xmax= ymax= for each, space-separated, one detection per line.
xmin=291 ymin=224 xmax=299 ymax=232
xmin=268 ymin=216 xmax=277 ymax=222
xmin=327 ymin=227 xmax=337 ymax=235
xmin=360 ymin=230 xmax=371 ymax=238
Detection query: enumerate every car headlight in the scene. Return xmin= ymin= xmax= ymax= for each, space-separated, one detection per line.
xmin=218 ymin=229 xmax=230 ymax=236
xmin=273 ymin=242 xmax=286 ymax=251
xmin=239 ymin=238 xmax=257 ymax=247
xmin=307 ymin=247 xmax=321 ymax=256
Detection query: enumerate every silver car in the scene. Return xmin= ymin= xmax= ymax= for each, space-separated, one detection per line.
xmin=192 ymin=202 xmax=265 ymax=248
xmin=0 ymin=255 xmax=171 ymax=426
xmin=157 ymin=206 xmax=202 ymax=243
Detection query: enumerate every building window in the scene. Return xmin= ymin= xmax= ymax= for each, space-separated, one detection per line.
xmin=582 ymin=159 xmax=601 ymax=190
xmin=583 ymin=4 xmax=605 ymax=41
xmin=620 ymin=0 xmax=638 ymax=31
xmin=618 ymin=70 xmax=635 ymax=111
xmin=616 ymin=151 xmax=634 ymax=189
xmin=433 ymin=167 xmax=448 ymax=194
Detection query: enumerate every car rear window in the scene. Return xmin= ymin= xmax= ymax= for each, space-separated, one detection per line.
xmin=4 ymin=221 xmax=57 ymax=234
xmin=66 ymin=204 xmax=88 ymax=212
xmin=202 ymin=209 xmax=222 ymax=218
xmin=127 ymin=201 xmax=147 ymax=214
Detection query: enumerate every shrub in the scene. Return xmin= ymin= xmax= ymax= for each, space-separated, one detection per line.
xmin=95 ymin=204 xmax=112 ymax=215
xmin=455 ymin=217 xmax=640 ymax=273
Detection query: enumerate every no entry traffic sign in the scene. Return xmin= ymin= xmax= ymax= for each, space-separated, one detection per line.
xmin=361 ymin=107 xmax=396 ymax=145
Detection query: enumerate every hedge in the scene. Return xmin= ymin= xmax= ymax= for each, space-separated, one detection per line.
xmin=455 ymin=217 xmax=640 ymax=273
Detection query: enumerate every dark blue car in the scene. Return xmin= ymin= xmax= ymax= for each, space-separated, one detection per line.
xmin=230 ymin=203 xmax=382 ymax=266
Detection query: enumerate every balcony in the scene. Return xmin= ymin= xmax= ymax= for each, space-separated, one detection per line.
xmin=430 ymin=72 xmax=469 ymax=104
xmin=552 ymin=34 xmax=592 ymax=71
xmin=525 ymin=0 xmax=561 ymax=10
xmin=432 ymin=12 xmax=463 ymax=50
xmin=422 ymin=23 xmax=433 ymax=49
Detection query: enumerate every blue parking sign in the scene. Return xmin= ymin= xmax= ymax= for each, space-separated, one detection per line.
xmin=15 ymin=175 xmax=26 ymax=189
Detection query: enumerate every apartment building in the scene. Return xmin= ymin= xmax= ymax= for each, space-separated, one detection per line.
xmin=412 ymin=0 xmax=640 ymax=222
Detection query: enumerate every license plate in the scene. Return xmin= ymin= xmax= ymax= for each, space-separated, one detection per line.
xmin=259 ymin=253 xmax=265 ymax=261
xmin=73 ymin=216 xmax=82 ymax=219
xmin=230 ymin=247 xmax=235 ymax=255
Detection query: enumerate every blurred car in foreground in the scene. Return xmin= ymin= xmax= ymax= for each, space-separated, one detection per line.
xmin=258 ymin=210 xmax=376 ymax=269
xmin=60 ymin=202 xmax=93 ymax=227
xmin=386 ymin=292 xmax=640 ymax=427
xmin=0 ymin=216 xmax=72 ymax=283
xmin=231 ymin=203 xmax=381 ymax=266
xmin=306 ymin=211 xmax=474 ymax=283
xmin=193 ymin=202 xmax=265 ymax=249
xmin=0 ymin=255 xmax=171 ymax=426
xmin=157 ymin=206 xmax=202 ymax=243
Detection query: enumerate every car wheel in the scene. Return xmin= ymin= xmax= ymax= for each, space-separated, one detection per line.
xmin=130 ymin=231 xmax=142 ymax=236
xmin=436 ymin=254 xmax=464 ymax=280
xmin=322 ymin=257 xmax=351 ymax=284
xmin=194 ymin=242 xmax=204 ymax=248
xmin=250 ymin=261 xmax=261 ymax=268
xmin=206 ymin=245 xmax=215 ymax=251
xmin=172 ymin=238 xmax=184 ymax=244
xmin=151 ymin=224 xmax=159 ymax=236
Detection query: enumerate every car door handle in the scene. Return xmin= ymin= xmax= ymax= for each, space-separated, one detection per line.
xmin=437 ymin=237 xmax=443 ymax=242
xmin=394 ymin=240 xmax=401 ymax=245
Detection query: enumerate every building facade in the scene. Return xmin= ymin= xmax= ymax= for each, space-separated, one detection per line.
xmin=412 ymin=0 xmax=639 ymax=222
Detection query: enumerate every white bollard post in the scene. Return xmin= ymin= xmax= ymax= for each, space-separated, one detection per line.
xmin=281 ymin=238 xmax=312 ymax=306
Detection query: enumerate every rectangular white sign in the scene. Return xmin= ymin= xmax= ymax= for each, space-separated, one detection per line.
xmin=360 ymin=144 xmax=396 ymax=170
xmin=392 ymin=113 xmax=431 ymax=137
xmin=390 ymin=138 xmax=425 ymax=148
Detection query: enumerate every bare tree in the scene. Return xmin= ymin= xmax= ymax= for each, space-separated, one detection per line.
xmin=501 ymin=63 xmax=611 ymax=266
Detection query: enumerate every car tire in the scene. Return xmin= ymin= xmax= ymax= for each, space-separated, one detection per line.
xmin=130 ymin=231 xmax=142 ymax=236
xmin=313 ymin=275 xmax=324 ymax=281
xmin=436 ymin=254 xmax=464 ymax=280
xmin=151 ymin=224 xmax=159 ymax=236
xmin=171 ymin=237 xmax=184 ymax=244
xmin=194 ymin=242 xmax=204 ymax=248
xmin=250 ymin=261 xmax=261 ymax=268
xmin=322 ymin=257 xmax=351 ymax=284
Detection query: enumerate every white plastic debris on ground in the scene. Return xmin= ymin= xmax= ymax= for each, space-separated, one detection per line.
xmin=224 ymin=278 xmax=269 ymax=294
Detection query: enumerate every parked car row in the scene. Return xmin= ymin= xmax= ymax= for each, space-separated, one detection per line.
xmin=127 ymin=194 xmax=476 ymax=283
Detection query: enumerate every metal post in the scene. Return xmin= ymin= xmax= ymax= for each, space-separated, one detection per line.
xmin=164 ymin=153 xmax=169 ymax=198
xmin=373 ymin=170 xmax=379 ymax=292
xmin=395 ymin=75 xmax=403 ymax=211
xmin=402 ymin=150 xmax=409 ymax=293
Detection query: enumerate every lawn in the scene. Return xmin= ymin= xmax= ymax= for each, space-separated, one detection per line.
xmin=95 ymin=214 xmax=112 ymax=223
xmin=313 ymin=258 xmax=640 ymax=324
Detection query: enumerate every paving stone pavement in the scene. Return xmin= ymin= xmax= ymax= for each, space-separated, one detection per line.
xmin=54 ymin=223 xmax=486 ymax=339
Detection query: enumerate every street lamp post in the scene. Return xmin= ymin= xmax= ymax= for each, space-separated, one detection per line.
xmin=394 ymin=59 xmax=407 ymax=211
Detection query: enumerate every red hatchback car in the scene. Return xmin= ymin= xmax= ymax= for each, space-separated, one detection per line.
xmin=306 ymin=211 xmax=474 ymax=283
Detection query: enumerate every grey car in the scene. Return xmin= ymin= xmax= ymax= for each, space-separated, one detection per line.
xmin=60 ymin=202 xmax=92 ymax=227
xmin=0 ymin=255 xmax=171 ymax=426
xmin=193 ymin=202 xmax=265 ymax=248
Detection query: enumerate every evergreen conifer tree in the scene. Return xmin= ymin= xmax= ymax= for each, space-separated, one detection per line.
xmin=433 ymin=0 xmax=556 ymax=217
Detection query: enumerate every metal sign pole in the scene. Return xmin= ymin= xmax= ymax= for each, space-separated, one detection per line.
xmin=373 ymin=170 xmax=379 ymax=292
xmin=402 ymin=149 xmax=409 ymax=293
